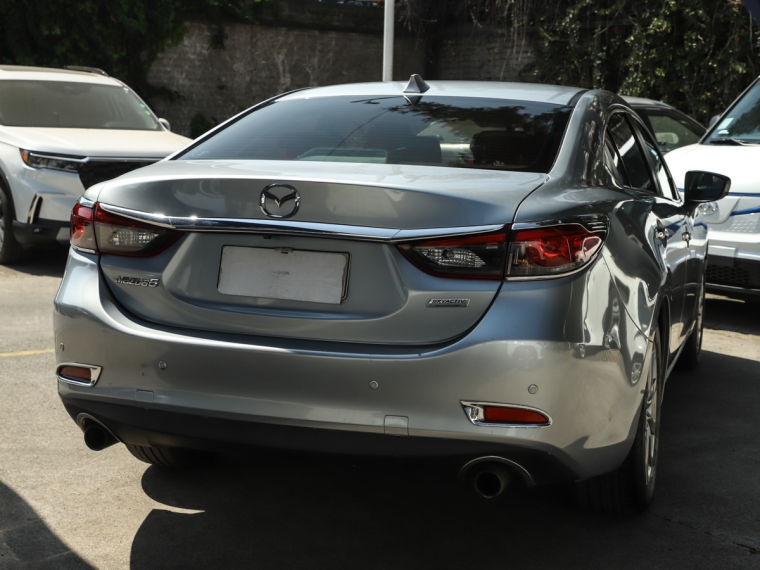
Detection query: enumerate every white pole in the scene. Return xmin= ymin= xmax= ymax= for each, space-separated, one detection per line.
xmin=382 ymin=0 xmax=395 ymax=82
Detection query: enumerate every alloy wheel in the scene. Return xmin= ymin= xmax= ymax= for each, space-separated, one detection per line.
xmin=643 ymin=345 xmax=659 ymax=485
xmin=695 ymin=282 xmax=705 ymax=357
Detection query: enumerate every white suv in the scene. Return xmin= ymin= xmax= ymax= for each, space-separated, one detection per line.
xmin=0 ymin=65 xmax=191 ymax=263
xmin=666 ymin=76 xmax=760 ymax=300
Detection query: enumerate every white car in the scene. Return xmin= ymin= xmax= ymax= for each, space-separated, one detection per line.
xmin=666 ymin=77 xmax=760 ymax=299
xmin=0 ymin=65 xmax=191 ymax=263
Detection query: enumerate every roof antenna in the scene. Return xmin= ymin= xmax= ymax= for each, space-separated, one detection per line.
xmin=403 ymin=74 xmax=430 ymax=94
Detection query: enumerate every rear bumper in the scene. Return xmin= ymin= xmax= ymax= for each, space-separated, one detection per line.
xmin=55 ymin=249 xmax=649 ymax=483
xmin=61 ymin=399 xmax=577 ymax=484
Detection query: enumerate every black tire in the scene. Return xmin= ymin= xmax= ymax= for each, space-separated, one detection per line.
xmin=125 ymin=443 xmax=217 ymax=469
xmin=677 ymin=277 xmax=705 ymax=371
xmin=0 ymin=184 xmax=23 ymax=264
xmin=576 ymin=326 xmax=664 ymax=514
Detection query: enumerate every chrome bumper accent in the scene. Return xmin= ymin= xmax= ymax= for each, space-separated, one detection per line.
xmin=56 ymin=362 xmax=103 ymax=387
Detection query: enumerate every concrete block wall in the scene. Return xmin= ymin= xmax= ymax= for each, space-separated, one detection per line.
xmin=435 ymin=25 xmax=535 ymax=82
xmin=147 ymin=21 xmax=425 ymax=137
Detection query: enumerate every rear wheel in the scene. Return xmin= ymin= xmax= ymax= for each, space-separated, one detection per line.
xmin=125 ymin=443 xmax=217 ymax=469
xmin=576 ymin=326 xmax=663 ymax=514
xmin=677 ymin=278 xmax=705 ymax=370
xmin=0 ymin=185 xmax=23 ymax=264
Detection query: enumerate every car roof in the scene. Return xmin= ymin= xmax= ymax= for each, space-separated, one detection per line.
xmin=621 ymin=95 xmax=673 ymax=109
xmin=280 ymin=80 xmax=586 ymax=106
xmin=0 ymin=65 xmax=120 ymax=87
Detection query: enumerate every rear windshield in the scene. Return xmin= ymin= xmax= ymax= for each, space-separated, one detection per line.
xmin=178 ymin=96 xmax=572 ymax=172
xmin=0 ymin=80 xmax=161 ymax=130
xmin=704 ymin=80 xmax=760 ymax=145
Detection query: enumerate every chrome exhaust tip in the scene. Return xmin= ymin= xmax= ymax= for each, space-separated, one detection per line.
xmin=473 ymin=465 xmax=512 ymax=499
xmin=459 ymin=456 xmax=535 ymax=499
xmin=83 ymin=423 xmax=118 ymax=451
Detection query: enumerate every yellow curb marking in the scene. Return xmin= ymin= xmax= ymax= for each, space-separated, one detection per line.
xmin=0 ymin=348 xmax=55 ymax=358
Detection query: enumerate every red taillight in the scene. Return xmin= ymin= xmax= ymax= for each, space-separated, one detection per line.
xmin=396 ymin=230 xmax=509 ymax=280
xmin=94 ymin=205 xmax=181 ymax=256
xmin=507 ymin=224 xmax=604 ymax=278
xmin=482 ymin=406 xmax=550 ymax=425
xmin=70 ymin=201 xmax=181 ymax=256
xmin=70 ymin=201 xmax=96 ymax=252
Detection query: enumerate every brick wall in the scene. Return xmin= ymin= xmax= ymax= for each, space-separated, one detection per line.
xmin=147 ymin=21 xmax=425 ymax=137
xmin=435 ymin=25 xmax=535 ymax=82
xmin=145 ymin=1 xmax=539 ymax=138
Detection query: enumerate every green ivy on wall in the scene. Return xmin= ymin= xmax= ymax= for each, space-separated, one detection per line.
xmin=0 ymin=0 xmax=262 ymax=102
xmin=529 ymin=0 xmax=760 ymax=123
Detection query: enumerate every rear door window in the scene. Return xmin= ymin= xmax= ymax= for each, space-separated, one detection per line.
xmin=607 ymin=113 xmax=657 ymax=193
xmin=603 ymin=136 xmax=629 ymax=188
xmin=634 ymin=122 xmax=679 ymax=200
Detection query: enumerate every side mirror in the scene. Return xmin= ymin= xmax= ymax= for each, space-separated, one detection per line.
xmin=158 ymin=118 xmax=171 ymax=132
xmin=684 ymin=171 xmax=731 ymax=203
xmin=708 ymin=115 xmax=720 ymax=128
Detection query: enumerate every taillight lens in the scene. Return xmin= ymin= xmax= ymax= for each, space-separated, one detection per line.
xmin=94 ymin=206 xmax=180 ymax=256
xmin=70 ymin=201 xmax=97 ymax=252
xmin=397 ymin=231 xmax=508 ymax=280
xmin=70 ymin=201 xmax=181 ymax=256
xmin=507 ymin=224 xmax=604 ymax=277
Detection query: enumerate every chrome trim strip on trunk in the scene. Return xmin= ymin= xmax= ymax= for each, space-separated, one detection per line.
xmin=512 ymin=214 xmax=609 ymax=234
xmin=97 ymin=203 xmax=506 ymax=243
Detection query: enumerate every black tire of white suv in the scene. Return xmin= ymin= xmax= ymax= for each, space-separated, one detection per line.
xmin=0 ymin=183 xmax=24 ymax=264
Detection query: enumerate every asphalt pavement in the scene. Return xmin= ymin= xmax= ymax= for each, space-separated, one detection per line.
xmin=0 ymin=248 xmax=759 ymax=569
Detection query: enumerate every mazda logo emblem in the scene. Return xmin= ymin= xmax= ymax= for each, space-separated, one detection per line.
xmin=260 ymin=184 xmax=300 ymax=219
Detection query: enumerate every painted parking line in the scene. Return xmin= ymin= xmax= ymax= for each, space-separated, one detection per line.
xmin=0 ymin=348 xmax=55 ymax=358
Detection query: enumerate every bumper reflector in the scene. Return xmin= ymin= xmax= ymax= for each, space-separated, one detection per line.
xmin=56 ymin=363 xmax=102 ymax=387
xmin=461 ymin=401 xmax=551 ymax=427
xmin=483 ymin=406 xmax=549 ymax=425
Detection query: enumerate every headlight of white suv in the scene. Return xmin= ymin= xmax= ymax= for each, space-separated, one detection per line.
xmin=20 ymin=149 xmax=86 ymax=173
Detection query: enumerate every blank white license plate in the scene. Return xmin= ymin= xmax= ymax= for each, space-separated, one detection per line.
xmin=218 ymin=246 xmax=349 ymax=305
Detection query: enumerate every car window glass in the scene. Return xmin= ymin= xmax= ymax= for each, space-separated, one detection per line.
xmin=646 ymin=112 xmax=703 ymax=152
xmin=704 ymin=79 xmax=760 ymax=144
xmin=603 ymin=135 xmax=629 ymax=187
xmin=607 ymin=113 xmax=654 ymax=192
xmin=179 ymin=96 xmax=573 ymax=173
xmin=636 ymin=124 xmax=678 ymax=198
xmin=0 ymin=80 xmax=160 ymax=130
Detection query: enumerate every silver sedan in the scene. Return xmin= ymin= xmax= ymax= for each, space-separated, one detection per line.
xmin=54 ymin=77 xmax=729 ymax=514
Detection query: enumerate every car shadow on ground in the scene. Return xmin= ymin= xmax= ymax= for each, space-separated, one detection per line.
xmin=704 ymin=295 xmax=760 ymax=335
xmin=0 ymin=480 xmax=94 ymax=569
xmin=0 ymin=246 xmax=69 ymax=278
xmin=128 ymin=349 xmax=760 ymax=568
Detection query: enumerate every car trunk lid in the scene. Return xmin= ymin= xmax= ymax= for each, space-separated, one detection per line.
xmin=95 ymin=161 xmax=547 ymax=344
